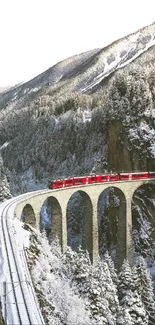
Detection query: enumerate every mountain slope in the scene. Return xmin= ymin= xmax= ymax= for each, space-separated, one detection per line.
xmin=1 ymin=22 xmax=155 ymax=111
xmin=1 ymin=22 xmax=155 ymax=195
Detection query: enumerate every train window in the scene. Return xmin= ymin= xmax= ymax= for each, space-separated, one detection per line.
xmin=74 ymin=177 xmax=87 ymax=184
xmin=132 ymin=174 xmax=140 ymax=179
xmin=57 ymin=181 xmax=63 ymax=185
xmin=96 ymin=175 xmax=109 ymax=182
xmin=87 ymin=176 xmax=97 ymax=183
xmin=148 ymin=172 xmax=155 ymax=178
xmin=74 ymin=178 xmax=83 ymax=183
xmin=64 ymin=179 xmax=74 ymax=186
xmin=131 ymin=173 xmax=149 ymax=179
xmin=109 ymin=174 xmax=119 ymax=181
xmin=119 ymin=173 xmax=130 ymax=180
xmin=51 ymin=180 xmax=63 ymax=188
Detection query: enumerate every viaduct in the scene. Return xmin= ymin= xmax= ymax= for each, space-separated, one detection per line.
xmin=14 ymin=179 xmax=155 ymax=268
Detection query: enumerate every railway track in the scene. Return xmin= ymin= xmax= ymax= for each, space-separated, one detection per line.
xmin=0 ymin=196 xmax=45 ymax=325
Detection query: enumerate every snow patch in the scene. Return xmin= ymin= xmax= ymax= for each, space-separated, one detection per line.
xmin=11 ymin=218 xmax=30 ymax=249
xmin=81 ymin=28 xmax=155 ymax=92
xmin=0 ymin=142 xmax=9 ymax=150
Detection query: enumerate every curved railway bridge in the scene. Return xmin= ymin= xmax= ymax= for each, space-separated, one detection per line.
xmin=14 ymin=178 xmax=155 ymax=268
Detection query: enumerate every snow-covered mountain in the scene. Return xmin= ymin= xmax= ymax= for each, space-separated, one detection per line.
xmin=80 ymin=23 xmax=155 ymax=92
xmin=0 ymin=22 xmax=155 ymax=110
xmin=1 ymin=22 xmax=155 ymax=191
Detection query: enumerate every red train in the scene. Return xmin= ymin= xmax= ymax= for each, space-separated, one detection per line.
xmin=48 ymin=172 xmax=155 ymax=189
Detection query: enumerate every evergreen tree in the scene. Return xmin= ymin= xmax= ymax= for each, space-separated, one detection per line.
xmin=64 ymin=248 xmax=118 ymax=324
xmin=134 ymin=257 xmax=155 ymax=325
xmin=104 ymin=251 xmax=118 ymax=285
xmin=96 ymin=259 xmax=120 ymax=323
xmin=118 ymin=260 xmax=148 ymax=325
xmin=118 ymin=260 xmax=133 ymax=297
xmin=63 ymin=246 xmax=91 ymax=289
xmin=117 ymin=308 xmax=133 ymax=325
xmin=0 ymin=153 xmax=11 ymax=202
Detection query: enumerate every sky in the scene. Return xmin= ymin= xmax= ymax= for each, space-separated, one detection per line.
xmin=0 ymin=0 xmax=155 ymax=87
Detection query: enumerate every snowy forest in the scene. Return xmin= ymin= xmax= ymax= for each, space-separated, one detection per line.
xmin=24 ymin=227 xmax=155 ymax=325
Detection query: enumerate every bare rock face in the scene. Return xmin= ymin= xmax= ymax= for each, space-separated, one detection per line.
xmin=107 ymin=120 xmax=148 ymax=173
xmin=107 ymin=120 xmax=132 ymax=172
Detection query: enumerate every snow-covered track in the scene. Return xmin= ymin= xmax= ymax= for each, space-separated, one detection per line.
xmin=1 ymin=202 xmax=33 ymax=324
xmin=0 ymin=196 xmax=45 ymax=325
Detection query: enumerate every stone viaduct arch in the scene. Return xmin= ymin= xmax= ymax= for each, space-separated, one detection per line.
xmin=98 ymin=186 xmax=126 ymax=265
xmin=14 ymin=180 xmax=155 ymax=268
xmin=66 ymin=190 xmax=93 ymax=260
xmin=22 ymin=204 xmax=36 ymax=227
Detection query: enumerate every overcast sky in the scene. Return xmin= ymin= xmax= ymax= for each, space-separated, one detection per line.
xmin=0 ymin=0 xmax=155 ymax=87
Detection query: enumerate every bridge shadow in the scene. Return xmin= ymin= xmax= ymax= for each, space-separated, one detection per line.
xmin=21 ymin=204 xmax=36 ymax=228
xmin=40 ymin=197 xmax=62 ymax=244
xmin=67 ymin=190 xmax=93 ymax=260
xmin=98 ymin=186 xmax=126 ymax=264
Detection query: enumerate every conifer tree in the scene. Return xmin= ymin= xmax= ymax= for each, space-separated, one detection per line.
xmin=117 ymin=308 xmax=133 ymax=325
xmin=0 ymin=153 xmax=11 ymax=202
xmin=118 ymin=260 xmax=148 ymax=325
xmin=104 ymin=251 xmax=118 ymax=285
xmin=63 ymin=246 xmax=91 ymax=289
xmin=118 ymin=260 xmax=133 ymax=297
xmin=64 ymin=248 xmax=118 ymax=324
xmin=88 ymin=259 xmax=120 ymax=324
xmin=134 ymin=257 xmax=155 ymax=325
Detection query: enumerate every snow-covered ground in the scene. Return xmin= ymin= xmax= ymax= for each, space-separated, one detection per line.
xmin=81 ymin=23 xmax=155 ymax=92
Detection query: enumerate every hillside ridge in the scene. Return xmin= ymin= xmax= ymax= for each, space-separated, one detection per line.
xmin=0 ymin=22 xmax=155 ymax=110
